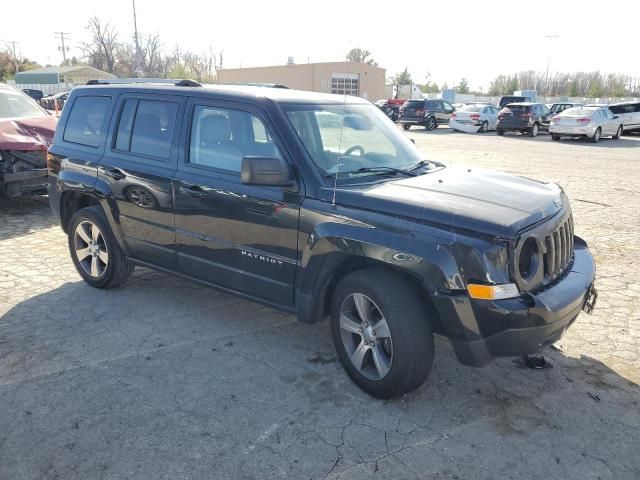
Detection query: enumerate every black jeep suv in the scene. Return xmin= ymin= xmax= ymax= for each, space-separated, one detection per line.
xmin=497 ymin=102 xmax=551 ymax=137
xmin=399 ymin=99 xmax=455 ymax=131
xmin=48 ymin=82 xmax=597 ymax=399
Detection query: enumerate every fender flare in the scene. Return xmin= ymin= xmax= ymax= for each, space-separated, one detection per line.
xmin=295 ymin=222 xmax=464 ymax=324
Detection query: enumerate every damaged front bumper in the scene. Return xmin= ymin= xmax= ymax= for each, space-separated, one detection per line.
xmin=0 ymin=150 xmax=49 ymax=197
xmin=433 ymin=237 xmax=597 ymax=367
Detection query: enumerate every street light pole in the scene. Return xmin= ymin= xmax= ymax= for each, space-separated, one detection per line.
xmin=132 ymin=0 xmax=142 ymax=75
xmin=544 ymin=34 xmax=559 ymax=97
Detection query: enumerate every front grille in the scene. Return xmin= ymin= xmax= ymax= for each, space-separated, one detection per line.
xmin=543 ymin=215 xmax=574 ymax=281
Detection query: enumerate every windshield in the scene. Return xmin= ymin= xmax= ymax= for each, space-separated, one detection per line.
xmin=284 ymin=103 xmax=432 ymax=180
xmin=0 ymin=89 xmax=47 ymax=119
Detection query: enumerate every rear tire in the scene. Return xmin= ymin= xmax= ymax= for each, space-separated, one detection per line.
xmin=402 ymin=124 xmax=411 ymax=131
xmin=68 ymin=207 xmax=134 ymax=289
xmin=590 ymin=127 xmax=601 ymax=143
xmin=330 ymin=269 xmax=434 ymax=399
xmin=613 ymin=125 xmax=623 ymax=139
xmin=480 ymin=121 xmax=489 ymax=133
xmin=552 ymin=134 xmax=560 ymax=141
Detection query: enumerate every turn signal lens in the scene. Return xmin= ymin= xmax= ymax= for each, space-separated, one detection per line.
xmin=467 ymin=283 xmax=520 ymax=300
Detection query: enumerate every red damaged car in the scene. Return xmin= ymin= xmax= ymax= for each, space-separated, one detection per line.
xmin=0 ymin=84 xmax=58 ymax=197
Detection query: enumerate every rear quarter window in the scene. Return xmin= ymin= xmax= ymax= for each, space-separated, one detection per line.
xmin=63 ymin=96 xmax=111 ymax=147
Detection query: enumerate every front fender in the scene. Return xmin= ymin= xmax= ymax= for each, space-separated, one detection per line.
xmin=294 ymin=216 xmax=467 ymax=324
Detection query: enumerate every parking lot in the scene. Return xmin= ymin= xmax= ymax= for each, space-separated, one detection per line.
xmin=1 ymin=129 xmax=639 ymax=479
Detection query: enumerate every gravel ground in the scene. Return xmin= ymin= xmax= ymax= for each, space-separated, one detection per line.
xmin=1 ymin=129 xmax=639 ymax=479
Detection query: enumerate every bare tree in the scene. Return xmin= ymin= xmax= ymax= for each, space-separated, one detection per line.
xmin=80 ymin=17 xmax=120 ymax=73
xmin=346 ymin=48 xmax=377 ymax=66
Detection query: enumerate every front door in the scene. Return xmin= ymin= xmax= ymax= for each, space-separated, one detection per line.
xmin=173 ymin=100 xmax=301 ymax=306
xmin=99 ymin=93 xmax=184 ymax=268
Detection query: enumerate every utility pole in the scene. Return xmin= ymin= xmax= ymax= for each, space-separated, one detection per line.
xmin=8 ymin=41 xmax=19 ymax=74
xmin=54 ymin=32 xmax=70 ymax=65
xmin=544 ymin=34 xmax=560 ymax=96
xmin=132 ymin=0 xmax=142 ymax=75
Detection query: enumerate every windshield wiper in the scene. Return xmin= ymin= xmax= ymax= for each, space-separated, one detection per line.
xmin=334 ymin=166 xmax=418 ymax=177
xmin=408 ymin=160 xmax=444 ymax=171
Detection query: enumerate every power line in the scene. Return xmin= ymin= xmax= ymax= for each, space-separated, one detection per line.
xmin=54 ymin=32 xmax=71 ymax=65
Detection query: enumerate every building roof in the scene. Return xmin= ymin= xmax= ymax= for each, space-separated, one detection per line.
xmin=15 ymin=66 xmax=117 ymax=85
xmin=219 ymin=61 xmax=385 ymax=73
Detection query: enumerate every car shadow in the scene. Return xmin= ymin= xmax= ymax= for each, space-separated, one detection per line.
xmin=1 ymin=274 xmax=638 ymax=480
xmin=0 ymin=195 xmax=57 ymax=241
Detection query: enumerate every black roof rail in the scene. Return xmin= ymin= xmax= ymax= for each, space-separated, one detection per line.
xmin=85 ymin=79 xmax=203 ymax=87
xmin=175 ymin=79 xmax=202 ymax=87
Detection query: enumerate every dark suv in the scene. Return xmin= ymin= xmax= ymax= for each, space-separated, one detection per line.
xmin=48 ymin=82 xmax=597 ymax=399
xmin=497 ymin=103 xmax=551 ymax=137
xmin=399 ymin=99 xmax=455 ymax=130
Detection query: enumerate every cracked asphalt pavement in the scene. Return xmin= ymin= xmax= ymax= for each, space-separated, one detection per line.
xmin=1 ymin=130 xmax=639 ymax=479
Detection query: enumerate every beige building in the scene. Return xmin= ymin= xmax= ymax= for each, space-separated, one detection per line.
xmin=217 ymin=61 xmax=386 ymax=101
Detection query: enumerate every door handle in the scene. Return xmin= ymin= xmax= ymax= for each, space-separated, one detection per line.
xmin=178 ymin=184 xmax=208 ymax=198
xmin=102 ymin=168 xmax=126 ymax=180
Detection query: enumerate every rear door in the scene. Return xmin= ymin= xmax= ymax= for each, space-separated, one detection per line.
xmin=601 ymin=108 xmax=618 ymax=135
xmin=538 ymin=104 xmax=552 ymax=130
xmin=440 ymin=101 xmax=455 ymax=123
xmin=99 ymin=93 xmax=184 ymax=268
xmin=173 ymin=98 xmax=301 ymax=306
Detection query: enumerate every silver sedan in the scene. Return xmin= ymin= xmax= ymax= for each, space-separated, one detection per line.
xmin=549 ymin=106 xmax=623 ymax=143
xmin=449 ymin=104 xmax=498 ymax=133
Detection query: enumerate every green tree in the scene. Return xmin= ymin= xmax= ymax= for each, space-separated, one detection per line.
xmin=418 ymin=72 xmax=440 ymax=93
xmin=508 ymin=75 xmax=519 ymax=94
xmin=345 ymin=48 xmax=377 ymax=66
xmin=456 ymin=78 xmax=470 ymax=94
xmin=568 ymin=79 xmax=579 ymax=97
xmin=392 ymin=67 xmax=413 ymax=85
xmin=588 ymin=82 xmax=604 ymax=98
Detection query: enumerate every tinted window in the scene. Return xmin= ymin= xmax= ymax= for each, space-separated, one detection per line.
xmin=425 ymin=100 xmax=440 ymax=110
xmin=63 ymin=96 xmax=110 ymax=147
xmin=115 ymin=99 xmax=138 ymax=151
xmin=505 ymin=104 xmax=530 ymax=112
xmin=189 ymin=105 xmax=282 ymax=173
xmin=405 ymin=100 xmax=425 ymax=109
xmin=129 ymin=100 xmax=178 ymax=159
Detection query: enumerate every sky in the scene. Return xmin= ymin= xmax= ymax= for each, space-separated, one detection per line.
xmin=2 ymin=0 xmax=639 ymax=90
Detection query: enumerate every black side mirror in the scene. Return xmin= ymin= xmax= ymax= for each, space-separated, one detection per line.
xmin=410 ymin=138 xmax=415 ymax=144
xmin=613 ymin=115 xmax=620 ymax=120
xmin=241 ymin=156 xmax=292 ymax=186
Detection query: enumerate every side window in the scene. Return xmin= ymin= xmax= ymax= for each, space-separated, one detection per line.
xmin=131 ymin=100 xmax=178 ymax=159
xmin=63 ymin=96 xmax=110 ymax=147
xmin=189 ymin=105 xmax=282 ymax=173
xmin=115 ymin=99 xmax=137 ymax=151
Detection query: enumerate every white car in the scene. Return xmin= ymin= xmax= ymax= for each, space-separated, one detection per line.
xmin=449 ymin=104 xmax=498 ymax=133
xmin=609 ymin=101 xmax=640 ymax=134
xmin=549 ymin=106 xmax=623 ymax=143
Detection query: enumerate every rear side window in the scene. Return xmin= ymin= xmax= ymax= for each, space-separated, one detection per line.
xmin=114 ymin=99 xmax=179 ymax=160
xmin=63 ymin=96 xmax=110 ymax=147
xmin=405 ymin=100 xmax=425 ymax=109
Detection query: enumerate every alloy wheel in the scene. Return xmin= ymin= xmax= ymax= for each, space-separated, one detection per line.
xmin=73 ymin=221 xmax=109 ymax=278
xmin=339 ymin=293 xmax=393 ymax=380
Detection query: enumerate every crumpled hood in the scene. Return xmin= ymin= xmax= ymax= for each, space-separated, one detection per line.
xmin=334 ymin=167 xmax=565 ymax=238
xmin=0 ymin=115 xmax=58 ymax=151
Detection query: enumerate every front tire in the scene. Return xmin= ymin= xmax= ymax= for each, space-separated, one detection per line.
xmin=402 ymin=124 xmax=411 ymax=131
xmin=497 ymin=128 xmax=504 ymax=136
xmin=529 ymin=123 xmax=539 ymax=137
xmin=330 ymin=269 xmax=434 ymax=399
xmin=552 ymin=134 xmax=561 ymax=141
xmin=68 ymin=207 xmax=134 ymax=288
xmin=426 ymin=116 xmax=437 ymax=131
